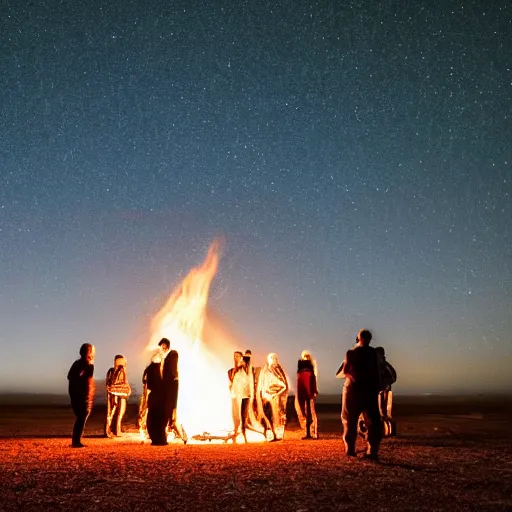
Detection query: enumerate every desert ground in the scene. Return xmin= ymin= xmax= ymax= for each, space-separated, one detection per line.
xmin=1 ymin=395 xmax=511 ymax=511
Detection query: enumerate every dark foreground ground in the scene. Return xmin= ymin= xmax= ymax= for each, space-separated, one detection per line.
xmin=1 ymin=395 xmax=511 ymax=511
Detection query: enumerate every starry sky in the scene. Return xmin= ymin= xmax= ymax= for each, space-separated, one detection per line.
xmin=1 ymin=0 xmax=511 ymax=396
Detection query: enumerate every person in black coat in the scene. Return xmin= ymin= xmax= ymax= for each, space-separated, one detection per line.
xmin=67 ymin=343 xmax=95 ymax=448
xmin=146 ymin=338 xmax=183 ymax=445
xmin=162 ymin=343 xmax=179 ymax=428
xmin=145 ymin=353 xmax=167 ymax=446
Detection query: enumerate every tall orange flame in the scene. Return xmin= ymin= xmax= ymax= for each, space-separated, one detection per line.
xmin=145 ymin=240 xmax=237 ymax=439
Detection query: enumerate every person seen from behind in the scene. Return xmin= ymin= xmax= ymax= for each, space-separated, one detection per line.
xmin=338 ymin=329 xmax=382 ymax=460
xmin=295 ymin=350 xmax=319 ymax=439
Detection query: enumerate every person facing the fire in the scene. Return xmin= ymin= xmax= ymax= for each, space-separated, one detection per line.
xmin=161 ymin=337 xmax=186 ymax=443
xmin=145 ymin=337 xmax=185 ymax=445
xmin=67 ymin=343 xmax=95 ymax=448
xmin=295 ymin=350 xmax=319 ymax=440
xmin=137 ymin=352 xmax=160 ymax=440
xmin=257 ymin=352 xmax=289 ymax=441
xmin=105 ymin=355 xmax=131 ymax=438
xmin=228 ymin=351 xmax=254 ymax=442
xmin=339 ymin=329 xmax=382 ymax=460
xmin=145 ymin=341 xmax=168 ymax=445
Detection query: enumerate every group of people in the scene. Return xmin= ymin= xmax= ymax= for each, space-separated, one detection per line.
xmin=66 ymin=343 xmax=132 ymax=448
xmin=227 ymin=350 xmax=291 ymax=442
xmin=226 ymin=348 xmax=320 ymax=443
xmin=67 ymin=329 xmax=396 ymax=460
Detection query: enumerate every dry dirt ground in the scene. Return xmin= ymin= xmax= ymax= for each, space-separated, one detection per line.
xmin=1 ymin=396 xmax=511 ymax=511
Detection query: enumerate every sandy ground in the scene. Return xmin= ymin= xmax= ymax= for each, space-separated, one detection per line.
xmin=0 ymin=396 xmax=511 ymax=511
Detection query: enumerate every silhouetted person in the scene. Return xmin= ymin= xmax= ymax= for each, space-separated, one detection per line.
xmin=357 ymin=345 xmax=398 ymax=440
xmin=338 ymin=329 xmax=382 ymax=460
xmin=105 ymin=355 xmax=131 ymax=437
xmin=295 ymin=350 xmax=318 ymax=439
xmin=145 ymin=340 xmax=171 ymax=445
xmin=67 ymin=343 xmax=95 ymax=448
xmin=161 ymin=338 xmax=185 ymax=442
xmin=146 ymin=338 xmax=183 ymax=445
xmin=145 ymin=353 xmax=167 ymax=445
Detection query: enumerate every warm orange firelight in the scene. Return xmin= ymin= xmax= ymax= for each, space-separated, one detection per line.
xmin=145 ymin=240 xmax=264 ymax=443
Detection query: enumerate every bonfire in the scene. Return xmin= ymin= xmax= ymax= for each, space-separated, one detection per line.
xmin=139 ymin=240 xmax=265 ymax=443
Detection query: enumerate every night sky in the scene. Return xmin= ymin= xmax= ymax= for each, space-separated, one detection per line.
xmin=1 ymin=0 xmax=511 ymax=396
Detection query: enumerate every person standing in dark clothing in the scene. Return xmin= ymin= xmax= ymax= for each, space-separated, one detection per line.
xmin=67 ymin=343 xmax=95 ymax=448
xmin=145 ymin=352 xmax=167 ymax=446
xmin=338 ymin=329 xmax=382 ymax=460
xmin=161 ymin=339 xmax=185 ymax=442
xmin=146 ymin=338 xmax=184 ymax=445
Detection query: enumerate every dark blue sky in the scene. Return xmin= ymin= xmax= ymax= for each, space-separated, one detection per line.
xmin=1 ymin=0 xmax=511 ymax=395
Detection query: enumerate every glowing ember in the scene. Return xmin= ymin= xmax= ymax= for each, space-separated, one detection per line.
xmin=144 ymin=240 xmax=264 ymax=442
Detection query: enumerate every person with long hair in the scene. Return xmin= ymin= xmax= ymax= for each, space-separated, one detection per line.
xmin=295 ymin=350 xmax=318 ymax=439
xmin=257 ymin=353 xmax=289 ymax=441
